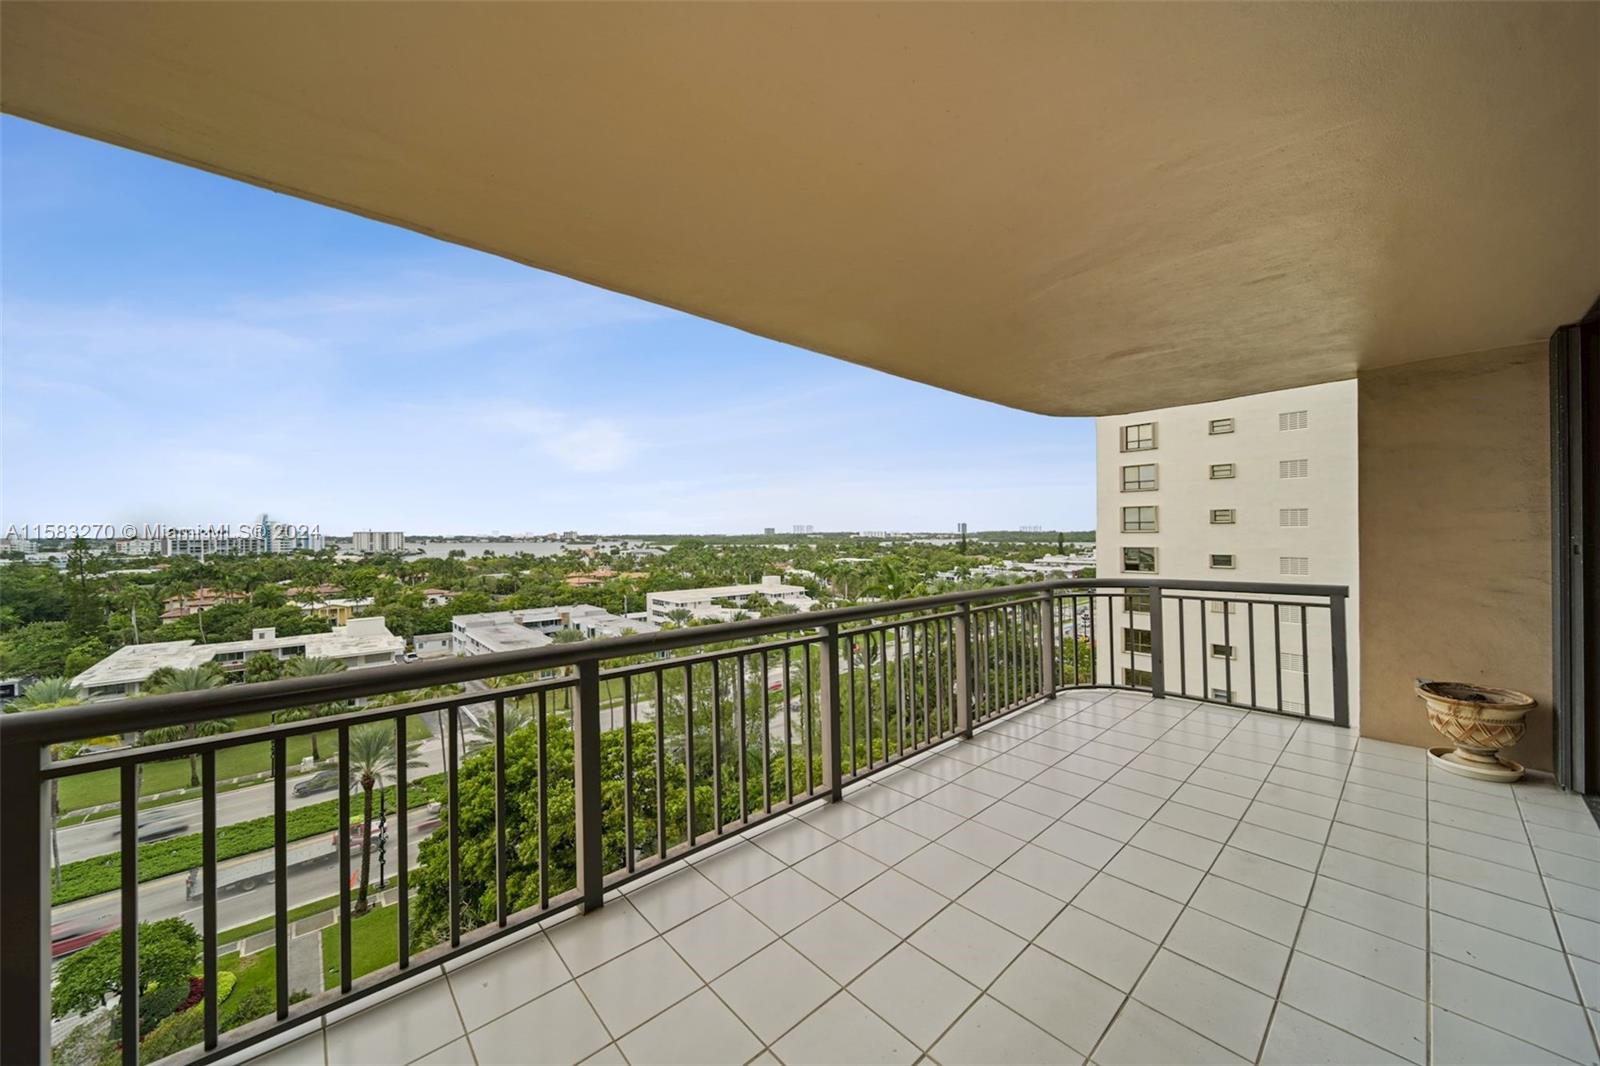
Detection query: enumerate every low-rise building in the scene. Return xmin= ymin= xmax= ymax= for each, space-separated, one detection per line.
xmin=69 ymin=617 xmax=404 ymax=700
xmin=297 ymin=597 xmax=375 ymax=625
xmin=160 ymin=587 xmax=247 ymax=621
xmin=646 ymin=576 xmax=815 ymax=624
xmin=452 ymin=605 xmax=661 ymax=657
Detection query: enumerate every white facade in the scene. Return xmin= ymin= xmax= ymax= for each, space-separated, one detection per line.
xmin=351 ymin=530 xmax=406 ymax=553
xmin=163 ymin=514 xmax=325 ymax=557
xmin=70 ymin=617 xmax=404 ymax=700
xmin=1095 ymin=381 xmax=1359 ymax=724
xmin=646 ymin=575 xmax=815 ymax=624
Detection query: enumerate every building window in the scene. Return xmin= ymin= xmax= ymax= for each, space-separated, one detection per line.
xmin=1122 ymin=547 xmax=1158 ymax=573
xmin=1210 ymin=687 xmax=1234 ymax=702
xmin=1209 ymin=554 xmax=1236 ymax=569
xmin=1280 ymin=556 xmax=1310 ymax=576
xmin=1121 ymin=464 xmax=1158 ymax=492
xmin=1209 ymin=463 xmax=1236 ymax=480
xmin=1279 ymin=459 xmax=1309 ymax=479
xmin=1210 ymin=509 xmax=1236 ymax=525
xmin=1280 ymin=651 xmax=1305 ymax=672
xmin=1279 ymin=410 xmax=1309 ymax=431
xmin=1209 ymin=418 xmax=1234 ymax=435
xmin=1124 ymin=668 xmax=1154 ymax=688
xmin=1210 ymin=643 xmax=1236 ymax=659
xmin=1125 ymin=589 xmax=1152 ymax=613
xmin=1121 ymin=422 xmax=1157 ymax=452
xmin=1280 ymin=507 xmax=1310 ymax=527
xmin=1209 ymin=601 xmax=1238 ymax=614
xmin=1123 ymin=627 xmax=1153 ymax=654
xmin=1121 ymin=505 xmax=1158 ymax=533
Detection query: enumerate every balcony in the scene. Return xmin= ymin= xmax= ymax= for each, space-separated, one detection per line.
xmin=6 ymin=580 xmax=1598 ymax=1066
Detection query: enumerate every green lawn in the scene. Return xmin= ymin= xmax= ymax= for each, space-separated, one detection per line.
xmin=55 ymin=714 xmax=433 ymax=812
xmin=216 ymin=948 xmax=278 ymax=1031
xmin=218 ymin=892 xmax=343 ymax=944
xmin=320 ymin=904 xmax=400 ymax=990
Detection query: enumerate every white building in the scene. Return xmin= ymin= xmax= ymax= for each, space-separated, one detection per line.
xmin=647 ymin=575 xmax=815 ymax=624
xmin=1095 ymin=381 xmax=1360 ymax=723
xmin=351 ymin=530 xmax=406 ymax=554
xmin=452 ymin=605 xmax=660 ymax=657
xmin=163 ymin=514 xmax=325 ymax=557
xmin=69 ymin=617 xmax=404 ymax=700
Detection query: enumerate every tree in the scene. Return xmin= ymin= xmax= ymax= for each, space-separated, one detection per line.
xmin=274 ymin=656 xmax=347 ymax=761
xmin=142 ymin=666 xmax=233 ymax=788
xmin=65 ymin=537 xmax=104 ymax=639
xmin=345 ymin=723 xmax=424 ymax=914
xmin=244 ymin=652 xmax=284 ymax=684
xmin=7 ymin=677 xmax=84 ymax=887
xmin=51 ymin=917 xmax=200 ymax=1038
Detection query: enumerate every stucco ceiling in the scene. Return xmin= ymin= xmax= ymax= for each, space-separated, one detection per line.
xmin=2 ymin=2 xmax=1596 ymax=415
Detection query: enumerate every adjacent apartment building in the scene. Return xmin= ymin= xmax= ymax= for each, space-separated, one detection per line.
xmin=1095 ymin=381 xmax=1360 ymax=724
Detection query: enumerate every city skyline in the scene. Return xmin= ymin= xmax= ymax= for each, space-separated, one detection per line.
xmin=1 ymin=117 xmax=1097 ymax=535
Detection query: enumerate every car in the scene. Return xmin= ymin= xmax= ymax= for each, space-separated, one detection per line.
xmin=110 ymin=810 xmax=190 ymax=842
xmin=292 ymin=769 xmax=340 ymax=797
xmin=51 ymin=920 xmax=114 ymax=959
xmin=402 ymin=652 xmax=419 ymax=663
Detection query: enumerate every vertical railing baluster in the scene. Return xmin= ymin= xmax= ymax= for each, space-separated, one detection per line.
xmin=862 ymin=633 xmax=873 ymax=768
xmin=1330 ymin=594 xmax=1351 ymax=727
xmin=1248 ymin=603 xmax=1258 ymax=708
xmin=1222 ymin=602 xmax=1235 ymax=703
xmin=879 ymin=629 xmax=891 ymax=756
xmin=201 ymin=749 xmax=219 ymax=1050
xmin=1200 ymin=601 xmax=1211 ymax=700
xmin=1088 ymin=595 xmax=1099 ymax=687
xmin=819 ymin=622 xmax=843 ymax=802
xmin=783 ymin=644 xmax=794 ymax=802
xmin=338 ymin=723 xmax=353 ymax=990
xmin=652 ymin=671 xmax=665 ymax=859
xmin=893 ymin=625 xmax=904 ymax=757
xmin=623 ymin=676 xmax=636 ymax=872
xmin=1273 ymin=604 xmax=1284 ymax=712
xmin=494 ymin=695 xmax=508 ymax=925
xmin=575 ymin=659 xmax=604 ymax=911
xmin=273 ymin=737 xmax=289 ymax=1020
xmin=0 ymin=734 xmax=49 ymax=1064
xmin=1038 ymin=593 xmax=1056 ymax=700
xmin=395 ymin=714 xmax=410 ymax=968
xmin=1300 ymin=606 xmax=1311 ymax=716
xmin=737 ymin=655 xmax=749 ymax=823
xmin=803 ymin=642 xmax=815 ymax=794
xmin=119 ymin=763 xmax=139 ymax=1066
xmin=684 ymin=664 xmax=697 ymax=844
xmin=446 ymin=706 xmax=460 ymax=947
xmin=711 ymin=659 xmax=724 ymax=835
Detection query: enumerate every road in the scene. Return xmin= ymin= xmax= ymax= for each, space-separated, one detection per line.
xmin=52 ymin=806 xmax=443 ymax=940
xmin=54 ymin=729 xmax=454 ymax=866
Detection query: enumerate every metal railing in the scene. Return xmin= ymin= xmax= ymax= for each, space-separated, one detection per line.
xmin=0 ymin=577 xmax=1348 ymax=1065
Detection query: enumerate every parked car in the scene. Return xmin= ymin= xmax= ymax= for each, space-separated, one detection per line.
xmin=292 ymin=769 xmax=340 ymax=797
xmin=110 ymin=810 xmax=189 ymax=842
xmin=51 ymin=919 xmax=114 ymax=959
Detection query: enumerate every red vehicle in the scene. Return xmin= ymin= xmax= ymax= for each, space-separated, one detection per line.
xmin=51 ymin=919 xmax=114 ymax=959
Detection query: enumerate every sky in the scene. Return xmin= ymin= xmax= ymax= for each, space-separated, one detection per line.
xmin=1 ymin=117 xmax=1096 ymax=537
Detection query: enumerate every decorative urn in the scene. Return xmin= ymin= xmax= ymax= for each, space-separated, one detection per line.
xmin=1416 ymin=680 xmax=1536 ymax=782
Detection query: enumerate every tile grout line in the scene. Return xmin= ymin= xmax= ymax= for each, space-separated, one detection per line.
xmin=1508 ymin=779 xmax=1600 ymax=1060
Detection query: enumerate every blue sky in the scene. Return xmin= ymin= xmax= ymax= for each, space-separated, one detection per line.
xmin=1 ymin=117 xmax=1096 ymax=536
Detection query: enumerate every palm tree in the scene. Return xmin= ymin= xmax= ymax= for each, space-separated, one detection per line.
xmin=8 ymin=678 xmax=84 ymax=887
xmin=275 ymin=656 xmax=347 ymax=760
xmin=345 ymin=723 xmax=424 ymax=914
xmin=142 ymin=666 xmax=234 ymax=787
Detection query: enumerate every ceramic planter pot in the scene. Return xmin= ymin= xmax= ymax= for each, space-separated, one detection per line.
xmin=1416 ymin=680 xmax=1535 ymax=782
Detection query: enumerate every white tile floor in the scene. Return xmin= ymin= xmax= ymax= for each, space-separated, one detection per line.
xmin=229 ymin=691 xmax=1600 ymax=1066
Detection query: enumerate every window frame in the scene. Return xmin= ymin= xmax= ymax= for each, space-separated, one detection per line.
xmin=1122 ymin=626 xmax=1153 ymax=655
xmin=1279 ymin=555 xmax=1310 ymax=577
xmin=1279 ymin=410 xmax=1309 ymax=431
xmin=1120 ymin=463 xmax=1158 ymax=493
xmin=1120 ymin=505 xmax=1158 ymax=533
xmin=1209 ymin=463 xmax=1236 ymax=480
xmin=1279 ymin=507 xmax=1309 ymax=528
xmin=1208 ymin=418 xmax=1235 ymax=435
xmin=1279 ymin=459 xmax=1309 ymax=479
xmin=1121 ymin=546 xmax=1158 ymax=574
xmin=1210 ymin=642 xmax=1237 ymax=659
xmin=1120 ymin=422 xmax=1157 ymax=453
xmin=1124 ymin=667 xmax=1154 ymax=688
xmin=1210 ymin=508 xmax=1236 ymax=525
xmin=1209 ymin=553 xmax=1237 ymax=570
xmin=1125 ymin=589 xmax=1152 ymax=614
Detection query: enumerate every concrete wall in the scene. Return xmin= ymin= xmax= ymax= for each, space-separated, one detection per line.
xmin=1358 ymin=344 xmax=1553 ymax=768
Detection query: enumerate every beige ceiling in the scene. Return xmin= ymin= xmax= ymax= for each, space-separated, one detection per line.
xmin=2 ymin=2 xmax=1596 ymax=415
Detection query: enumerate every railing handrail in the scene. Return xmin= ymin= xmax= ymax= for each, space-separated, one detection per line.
xmin=0 ymin=577 xmax=1347 ymax=746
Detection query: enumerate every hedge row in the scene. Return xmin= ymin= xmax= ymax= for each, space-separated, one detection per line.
xmin=54 ymin=774 xmax=446 ymax=906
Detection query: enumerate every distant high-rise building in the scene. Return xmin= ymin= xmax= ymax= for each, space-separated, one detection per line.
xmin=163 ymin=513 xmax=324 ymax=557
xmin=352 ymin=530 xmax=406 ymax=553
xmin=791 ymin=524 xmax=815 ymax=534
xmin=763 ymin=527 xmax=776 ymax=535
